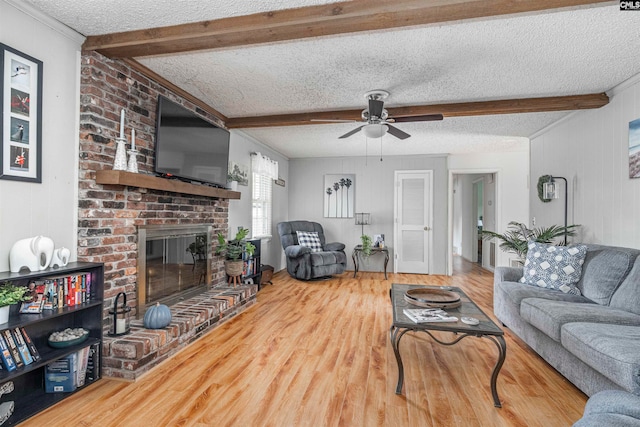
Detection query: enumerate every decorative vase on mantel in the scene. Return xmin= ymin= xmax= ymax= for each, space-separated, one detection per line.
xmin=227 ymin=180 xmax=238 ymax=191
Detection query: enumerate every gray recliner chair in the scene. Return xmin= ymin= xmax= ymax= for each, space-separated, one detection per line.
xmin=277 ymin=220 xmax=347 ymax=280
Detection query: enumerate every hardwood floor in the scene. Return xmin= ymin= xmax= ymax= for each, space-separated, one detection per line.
xmin=24 ymin=257 xmax=587 ymax=426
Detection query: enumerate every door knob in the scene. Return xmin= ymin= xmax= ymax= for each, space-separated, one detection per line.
xmin=424 ymin=226 xmax=431 ymax=231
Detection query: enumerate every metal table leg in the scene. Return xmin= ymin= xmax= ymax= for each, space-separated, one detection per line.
xmin=389 ymin=325 xmax=410 ymax=394
xmin=383 ymin=249 xmax=389 ymax=280
xmin=485 ymin=334 xmax=507 ymax=408
xmin=352 ymin=248 xmax=359 ymax=278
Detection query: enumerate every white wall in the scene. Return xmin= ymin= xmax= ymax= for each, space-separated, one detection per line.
xmin=0 ymin=1 xmax=84 ymax=271
xmin=530 ymin=73 xmax=640 ymax=248
xmin=448 ymin=151 xmax=530 ymax=269
xmin=227 ymin=130 xmax=289 ymax=272
xmin=289 ymin=154 xmax=449 ymax=274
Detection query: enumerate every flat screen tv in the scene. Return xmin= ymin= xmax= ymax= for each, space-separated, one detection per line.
xmin=154 ymin=96 xmax=230 ymax=188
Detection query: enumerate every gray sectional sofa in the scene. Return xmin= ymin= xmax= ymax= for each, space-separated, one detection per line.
xmin=493 ymin=244 xmax=640 ymax=397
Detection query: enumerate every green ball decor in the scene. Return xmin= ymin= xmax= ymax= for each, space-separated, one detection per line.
xmin=143 ymin=302 xmax=172 ymax=329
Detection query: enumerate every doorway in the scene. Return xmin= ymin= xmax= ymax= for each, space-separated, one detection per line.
xmin=394 ymin=170 xmax=433 ymax=274
xmin=473 ymin=178 xmax=484 ymax=263
xmin=448 ymin=170 xmax=498 ymax=275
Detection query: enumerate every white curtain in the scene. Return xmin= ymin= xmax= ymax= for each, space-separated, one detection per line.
xmin=251 ymin=152 xmax=278 ymax=179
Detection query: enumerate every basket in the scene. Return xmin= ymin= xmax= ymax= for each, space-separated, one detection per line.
xmin=225 ymin=260 xmax=244 ymax=277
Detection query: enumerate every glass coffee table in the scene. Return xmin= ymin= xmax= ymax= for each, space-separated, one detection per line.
xmin=389 ymin=283 xmax=507 ymax=407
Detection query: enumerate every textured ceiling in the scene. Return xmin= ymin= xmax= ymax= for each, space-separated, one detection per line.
xmin=22 ymin=0 xmax=640 ymax=158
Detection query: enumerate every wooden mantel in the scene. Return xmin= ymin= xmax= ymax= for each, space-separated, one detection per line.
xmin=95 ymin=170 xmax=241 ymax=199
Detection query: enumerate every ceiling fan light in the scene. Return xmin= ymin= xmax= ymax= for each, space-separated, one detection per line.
xmin=363 ymin=123 xmax=388 ymax=138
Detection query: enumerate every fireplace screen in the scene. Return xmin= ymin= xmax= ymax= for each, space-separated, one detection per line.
xmin=138 ymin=225 xmax=212 ymax=315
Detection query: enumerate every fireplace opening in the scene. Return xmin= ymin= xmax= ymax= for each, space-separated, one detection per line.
xmin=137 ymin=225 xmax=212 ymax=316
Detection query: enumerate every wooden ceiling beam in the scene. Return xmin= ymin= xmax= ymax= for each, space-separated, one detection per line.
xmin=224 ymin=93 xmax=609 ymax=128
xmin=83 ymin=0 xmax=614 ymax=58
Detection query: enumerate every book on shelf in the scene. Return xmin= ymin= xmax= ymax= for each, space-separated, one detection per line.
xmin=85 ymin=342 xmax=100 ymax=382
xmin=76 ymin=346 xmax=91 ymax=387
xmin=45 ymin=353 xmax=77 ymax=393
xmin=1 ymin=330 xmax=23 ymax=368
xmin=19 ymin=327 xmax=40 ymax=362
xmin=0 ymin=335 xmax=16 ymax=371
xmin=402 ymin=308 xmax=458 ymax=323
xmin=20 ymin=280 xmax=46 ymax=313
xmin=11 ymin=328 xmax=33 ymax=366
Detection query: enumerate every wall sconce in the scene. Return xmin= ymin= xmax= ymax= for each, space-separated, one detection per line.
xmin=355 ymin=212 xmax=371 ymax=235
xmin=544 ymin=176 xmax=568 ymax=245
xmin=108 ymin=292 xmax=131 ymax=336
xmin=543 ymin=178 xmax=559 ymax=200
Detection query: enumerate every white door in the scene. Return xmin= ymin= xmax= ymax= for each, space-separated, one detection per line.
xmin=394 ymin=170 xmax=433 ymax=274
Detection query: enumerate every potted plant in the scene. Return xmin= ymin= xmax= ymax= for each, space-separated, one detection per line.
xmin=480 ymin=221 xmax=580 ymax=265
xmin=226 ymin=170 xmax=242 ymax=191
xmin=0 ymin=281 xmax=29 ymax=324
xmin=360 ymin=234 xmax=373 ymax=258
xmin=216 ymin=228 xmax=256 ymax=277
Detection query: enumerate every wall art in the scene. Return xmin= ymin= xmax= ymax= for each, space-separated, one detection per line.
xmin=324 ymin=174 xmax=355 ymax=218
xmin=629 ymin=117 xmax=640 ymax=179
xmin=1 ymin=44 xmax=42 ymax=183
xmin=228 ymin=161 xmax=249 ymax=186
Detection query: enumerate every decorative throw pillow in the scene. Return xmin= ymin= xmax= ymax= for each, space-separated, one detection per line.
xmin=520 ymin=241 xmax=588 ymax=295
xmin=296 ymin=231 xmax=323 ymax=252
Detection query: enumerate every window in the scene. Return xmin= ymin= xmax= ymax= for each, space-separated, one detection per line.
xmin=252 ymin=172 xmax=272 ymax=238
xmin=251 ymin=153 xmax=278 ymax=239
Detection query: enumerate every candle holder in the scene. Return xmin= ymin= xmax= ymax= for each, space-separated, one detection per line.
xmin=113 ymin=137 xmax=128 ymax=171
xmin=127 ymin=149 xmax=139 ymax=173
xmin=108 ymin=292 xmax=131 ymax=336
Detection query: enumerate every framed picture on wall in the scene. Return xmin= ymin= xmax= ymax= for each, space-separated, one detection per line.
xmin=629 ymin=117 xmax=640 ymax=179
xmin=324 ymin=174 xmax=355 ymax=218
xmin=0 ymin=43 xmax=43 ymax=183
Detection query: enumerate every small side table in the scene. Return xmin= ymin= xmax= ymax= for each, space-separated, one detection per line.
xmin=352 ymin=245 xmax=390 ymax=280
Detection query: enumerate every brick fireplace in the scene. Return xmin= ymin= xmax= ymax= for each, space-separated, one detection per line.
xmin=77 ymin=51 xmax=256 ymax=379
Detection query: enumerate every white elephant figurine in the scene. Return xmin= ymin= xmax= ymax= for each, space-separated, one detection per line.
xmin=9 ymin=236 xmax=55 ymax=273
xmin=50 ymin=247 xmax=70 ymax=268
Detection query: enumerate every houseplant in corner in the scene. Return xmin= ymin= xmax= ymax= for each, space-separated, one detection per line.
xmin=0 ymin=281 xmax=29 ymax=324
xmin=216 ymin=228 xmax=256 ymax=277
xmin=480 ymin=221 xmax=580 ymax=265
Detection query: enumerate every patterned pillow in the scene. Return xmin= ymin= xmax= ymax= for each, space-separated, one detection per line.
xmin=296 ymin=231 xmax=323 ymax=252
xmin=520 ymin=241 xmax=588 ymax=295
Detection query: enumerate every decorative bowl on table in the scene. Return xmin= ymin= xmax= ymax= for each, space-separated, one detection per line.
xmin=404 ymin=288 xmax=462 ymax=309
xmin=48 ymin=328 xmax=89 ymax=348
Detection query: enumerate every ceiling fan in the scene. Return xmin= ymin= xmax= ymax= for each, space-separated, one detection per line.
xmin=334 ymin=90 xmax=443 ymax=140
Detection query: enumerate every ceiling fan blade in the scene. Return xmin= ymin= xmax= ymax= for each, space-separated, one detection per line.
xmin=339 ymin=125 xmax=365 ymax=139
xmin=368 ymin=99 xmax=384 ymax=119
xmin=390 ymin=114 xmax=444 ymax=123
xmin=386 ymin=124 xmax=411 ymax=140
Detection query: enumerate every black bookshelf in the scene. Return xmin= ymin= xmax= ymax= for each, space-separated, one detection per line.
xmin=0 ymin=262 xmax=104 ymax=426
xmin=242 ymin=239 xmax=262 ymax=288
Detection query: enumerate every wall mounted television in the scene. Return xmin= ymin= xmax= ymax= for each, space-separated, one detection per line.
xmin=154 ymin=95 xmax=230 ymax=188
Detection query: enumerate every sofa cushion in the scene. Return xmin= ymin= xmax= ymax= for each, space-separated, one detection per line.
xmin=520 ymin=241 xmax=587 ymax=295
xmin=496 ymin=280 xmax=591 ymax=310
xmin=577 ymin=245 xmax=640 ymax=305
xmin=296 ymin=231 xmax=323 ymax=252
xmin=573 ymin=390 xmax=640 ymax=427
xmin=609 ymin=255 xmax=640 ymax=315
xmin=521 ymin=298 xmax=640 ymax=342
xmin=561 ymin=323 xmax=640 ymax=394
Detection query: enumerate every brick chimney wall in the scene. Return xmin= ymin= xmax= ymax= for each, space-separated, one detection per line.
xmin=78 ymin=51 xmax=229 ymax=328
